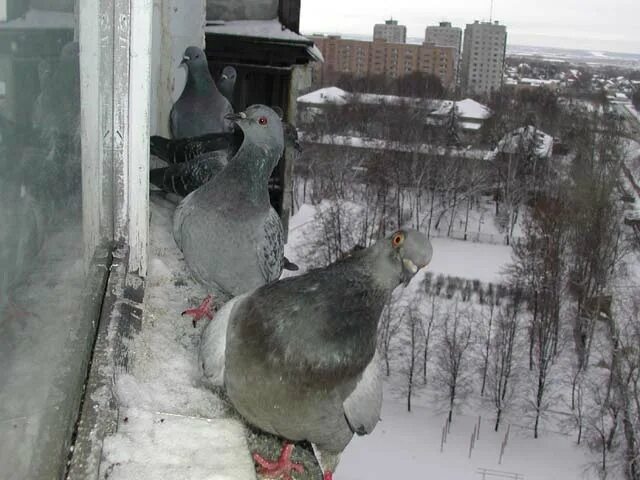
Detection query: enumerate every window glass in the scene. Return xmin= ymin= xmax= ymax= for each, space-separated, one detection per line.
xmin=0 ymin=3 xmax=100 ymax=478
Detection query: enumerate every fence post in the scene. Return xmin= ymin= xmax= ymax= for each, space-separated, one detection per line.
xmin=469 ymin=425 xmax=477 ymax=458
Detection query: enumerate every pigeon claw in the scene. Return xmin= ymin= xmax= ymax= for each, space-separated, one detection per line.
xmin=181 ymin=294 xmax=215 ymax=327
xmin=253 ymin=442 xmax=304 ymax=480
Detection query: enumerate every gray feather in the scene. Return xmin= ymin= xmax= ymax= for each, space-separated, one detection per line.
xmin=201 ymin=229 xmax=432 ymax=474
xmin=257 ymin=207 xmax=285 ymax=283
xmin=343 ymin=352 xmax=383 ymax=435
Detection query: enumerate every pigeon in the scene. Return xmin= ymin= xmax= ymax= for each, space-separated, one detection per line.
xmin=150 ymin=130 xmax=239 ymax=165
xmin=173 ymin=104 xmax=285 ymax=312
xmin=170 ymin=46 xmax=233 ymax=139
xmin=199 ymin=229 xmax=432 ymax=479
xmin=217 ymin=66 xmax=237 ymax=106
xmin=150 ymin=122 xmax=301 ymax=197
xmin=30 ymin=41 xmax=82 ymax=207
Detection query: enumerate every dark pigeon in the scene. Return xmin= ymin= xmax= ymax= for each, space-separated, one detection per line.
xmin=173 ymin=104 xmax=285 ymax=308
xmin=200 ymin=229 xmax=432 ymax=479
xmin=170 ymin=46 xmax=233 ymax=138
xmin=150 ymin=122 xmax=300 ymax=197
xmin=217 ymin=66 xmax=237 ymax=107
xmin=150 ymin=130 xmax=239 ymax=165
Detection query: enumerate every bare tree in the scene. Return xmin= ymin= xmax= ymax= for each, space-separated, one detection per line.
xmin=489 ymin=291 xmax=524 ymax=432
xmin=436 ymin=301 xmax=474 ymax=425
xmin=398 ymin=306 xmax=424 ymax=412
xmin=378 ymin=304 xmax=402 ymax=377
xmin=509 ymin=195 xmax=568 ymax=438
xmin=480 ymin=300 xmax=496 ymax=397
xmin=419 ymin=291 xmax=438 ymax=385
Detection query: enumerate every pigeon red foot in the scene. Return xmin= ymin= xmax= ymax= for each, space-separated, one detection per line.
xmin=182 ymin=294 xmax=215 ymax=327
xmin=323 ymin=472 xmax=334 ymax=480
xmin=253 ymin=442 xmax=304 ymax=480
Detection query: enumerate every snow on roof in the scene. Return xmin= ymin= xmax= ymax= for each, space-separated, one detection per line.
xmin=300 ymin=131 xmax=489 ymax=159
xmin=460 ymin=121 xmax=482 ymax=131
xmin=205 ymin=18 xmax=308 ymax=42
xmin=519 ymin=78 xmax=561 ymax=87
xmin=0 ymin=9 xmax=74 ymax=30
xmin=297 ymin=87 xmax=431 ymax=107
xmin=297 ymin=87 xmax=349 ymax=105
xmin=489 ymin=126 xmax=554 ymax=159
xmin=430 ymin=98 xmax=492 ymax=120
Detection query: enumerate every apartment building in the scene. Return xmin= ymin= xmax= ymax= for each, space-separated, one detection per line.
xmin=373 ymin=18 xmax=406 ymax=44
xmin=460 ymin=20 xmax=507 ymax=95
xmin=425 ymin=21 xmax=462 ymax=81
xmin=310 ymin=35 xmax=456 ymax=89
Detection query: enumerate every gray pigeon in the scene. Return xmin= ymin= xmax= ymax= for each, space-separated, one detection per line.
xmin=200 ymin=229 xmax=432 ymax=479
xmin=170 ymin=46 xmax=233 ymax=139
xmin=173 ymin=104 xmax=285 ymax=315
xmin=217 ymin=66 xmax=237 ymax=107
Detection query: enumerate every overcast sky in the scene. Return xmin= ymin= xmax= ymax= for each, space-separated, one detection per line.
xmin=300 ymin=0 xmax=640 ymax=54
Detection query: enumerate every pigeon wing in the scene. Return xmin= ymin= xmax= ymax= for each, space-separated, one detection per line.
xmin=150 ymin=150 xmax=228 ymax=196
xmin=256 ymin=207 xmax=284 ymax=283
xmin=342 ymin=351 xmax=383 ymax=436
xmin=200 ymin=294 xmax=247 ymax=387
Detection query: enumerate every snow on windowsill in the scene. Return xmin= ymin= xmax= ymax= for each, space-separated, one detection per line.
xmin=98 ymin=195 xmax=256 ymax=480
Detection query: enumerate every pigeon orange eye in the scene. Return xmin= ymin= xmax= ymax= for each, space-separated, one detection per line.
xmin=392 ymin=232 xmax=404 ymax=247
xmin=258 ymin=116 xmax=268 ymax=126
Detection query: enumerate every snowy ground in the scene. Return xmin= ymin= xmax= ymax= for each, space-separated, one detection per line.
xmin=338 ymin=393 xmax=591 ymax=480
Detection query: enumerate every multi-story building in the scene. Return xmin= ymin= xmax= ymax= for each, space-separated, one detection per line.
xmin=310 ymin=34 xmax=456 ymax=89
xmin=425 ymin=21 xmax=462 ymax=82
xmin=460 ymin=20 xmax=507 ymax=96
xmin=373 ymin=18 xmax=406 ymax=44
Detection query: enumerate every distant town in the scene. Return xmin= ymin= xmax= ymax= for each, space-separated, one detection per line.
xmin=307 ymin=18 xmax=640 ymax=105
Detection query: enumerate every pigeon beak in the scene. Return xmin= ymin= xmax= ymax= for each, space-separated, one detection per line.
xmin=221 ymin=74 xmax=228 ymax=80
xmin=401 ymin=258 xmax=424 ymax=286
xmin=180 ymin=55 xmax=190 ymax=65
xmin=225 ymin=112 xmax=247 ymax=123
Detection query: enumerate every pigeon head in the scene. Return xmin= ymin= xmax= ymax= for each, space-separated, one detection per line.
xmin=386 ymin=229 xmax=432 ymax=286
xmin=224 ymin=105 xmax=284 ymax=169
xmin=220 ymin=66 xmax=237 ymax=83
xmin=180 ymin=46 xmax=208 ymax=69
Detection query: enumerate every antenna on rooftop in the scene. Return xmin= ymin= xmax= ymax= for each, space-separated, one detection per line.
xmin=489 ymin=0 xmax=494 ymax=22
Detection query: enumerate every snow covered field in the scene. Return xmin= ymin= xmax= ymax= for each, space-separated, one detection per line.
xmin=338 ymin=396 xmax=591 ymax=480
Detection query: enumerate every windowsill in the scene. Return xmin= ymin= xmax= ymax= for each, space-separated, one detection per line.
xmin=70 ymin=195 xmax=256 ymax=479
xmin=0 ymin=217 xmax=110 ymax=479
